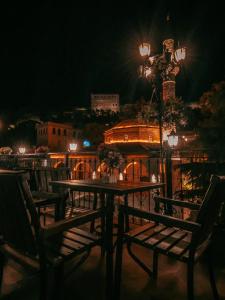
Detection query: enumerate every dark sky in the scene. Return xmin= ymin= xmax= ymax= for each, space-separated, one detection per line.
xmin=1 ymin=0 xmax=225 ymax=112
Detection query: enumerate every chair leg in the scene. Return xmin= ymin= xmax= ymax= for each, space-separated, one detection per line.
xmin=153 ymin=251 xmax=158 ymax=280
xmin=114 ymin=209 xmax=124 ymax=300
xmin=207 ymin=253 xmax=220 ymax=300
xmin=187 ymin=261 xmax=194 ymax=300
xmin=0 ymin=253 xmax=5 ymax=294
xmin=40 ymin=263 xmax=48 ymax=300
xmin=51 ymin=264 xmax=64 ymax=300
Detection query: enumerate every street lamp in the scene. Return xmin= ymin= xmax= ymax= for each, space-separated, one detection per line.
xmin=18 ymin=146 xmax=26 ymax=155
xmin=138 ymin=20 xmax=186 ymax=195
xmin=167 ymin=129 xmax=178 ymax=148
xmin=165 ymin=129 xmax=179 ymax=204
xmin=69 ymin=143 xmax=78 ymax=152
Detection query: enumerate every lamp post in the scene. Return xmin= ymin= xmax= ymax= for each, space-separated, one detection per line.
xmin=65 ymin=142 xmax=78 ymax=169
xmin=138 ymin=21 xmax=186 ymax=193
xmin=164 ymin=129 xmax=179 ymax=214
xmin=166 ymin=129 xmax=178 ymax=195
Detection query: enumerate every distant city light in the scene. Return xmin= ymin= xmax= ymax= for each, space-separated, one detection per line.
xmin=83 ymin=140 xmax=91 ymax=147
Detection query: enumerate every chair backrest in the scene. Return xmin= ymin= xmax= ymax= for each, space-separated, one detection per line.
xmin=194 ymin=175 xmax=225 ymax=246
xmin=32 ymin=167 xmax=70 ymax=192
xmin=0 ymin=171 xmax=40 ymax=256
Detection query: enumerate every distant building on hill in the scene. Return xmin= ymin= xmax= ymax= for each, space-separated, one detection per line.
xmin=91 ymin=94 xmax=120 ymax=113
xmin=36 ymin=122 xmax=77 ymax=152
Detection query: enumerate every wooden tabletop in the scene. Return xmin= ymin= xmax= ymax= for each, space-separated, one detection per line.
xmin=50 ymin=179 xmax=164 ymax=195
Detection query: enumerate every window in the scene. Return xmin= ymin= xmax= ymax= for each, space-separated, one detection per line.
xmin=52 ymin=128 xmax=56 ymax=135
xmin=63 ymin=129 xmax=67 ymax=136
xmin=58 ymin=129 xmax=61 ymax=136
xmin=124 ymin=134 xmax=128 ymax=141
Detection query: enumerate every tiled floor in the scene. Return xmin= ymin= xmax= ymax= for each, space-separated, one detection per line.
xmin=1 ymin=228 xmax=225 ymax=300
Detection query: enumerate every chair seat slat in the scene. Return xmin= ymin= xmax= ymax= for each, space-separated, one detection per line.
xmin=145 ymin=227 xmax=177 ymax=246
xmin=155 ymin=230 xmax=188 ymax=252
xmin=69 ymin=227 xmax=99 ymax=241
xmin=63 ymin=231 xmax=96 ymax=246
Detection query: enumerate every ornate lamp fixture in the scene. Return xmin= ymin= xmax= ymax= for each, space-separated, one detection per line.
xmin=18 ymin=147 xmax=26 ymax=155
xmin=167 ymin=129 xmax=178 ymax=148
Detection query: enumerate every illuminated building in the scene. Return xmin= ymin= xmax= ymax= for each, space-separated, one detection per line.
xmin=91 ymin=94 xmax=120 ymax=113
xmin=36 ymin=122 xmax=77 ymax=152
xmin=104 ymin=119 xmax=160 ymax=146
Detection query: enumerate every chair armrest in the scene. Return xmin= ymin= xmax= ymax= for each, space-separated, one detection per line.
xmin=41 ymin=209 xmax=104 ymax=238
xmin=32 ymin=191 xmax=68 ymax=207
xmin=154 ymin=196 xmax=201 ymax=210
xmin=120 ymin=205 xmax=201 ymax=232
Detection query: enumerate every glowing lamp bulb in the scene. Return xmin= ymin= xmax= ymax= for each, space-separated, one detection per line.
xmin=175 ymin=47 xmax=186 ymax=62
xmin=139 ymin=43 xmax=151 ymax=57
xmin=18 ymin=147 xmax=26 ymax=154
xmin=69 ymin=143 xmax=77 ymax=152
xmin=168 ymin=130 xmax=178 ymax=148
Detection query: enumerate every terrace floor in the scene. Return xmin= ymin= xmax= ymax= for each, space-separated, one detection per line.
xmin=1 ymin=227 xmax=225 ymax=300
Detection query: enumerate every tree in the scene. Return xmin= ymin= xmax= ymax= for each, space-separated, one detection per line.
xmin=82 ymin=122 xmax=106 ymax=147
xmin=198 ymin=81 xmax=225 ymax=160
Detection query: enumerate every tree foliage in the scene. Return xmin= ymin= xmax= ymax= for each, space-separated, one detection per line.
xmin=198 ymin=81 xmax=225 ymax=160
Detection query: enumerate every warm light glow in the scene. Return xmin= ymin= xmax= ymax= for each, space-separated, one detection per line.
xmin=145 ymin=67 xmax=152 ymax=77
xmin=69 ymin=143 xmax=77 ymax=151
xmin=42 ymin=159 xmax=48 ymax=167
xmin=105 ymin=139 xmax=159 ymax=144
xmin=119 ymin=172 xmax=124 ymax=181
xmin=151 ymin=174 xmax=157 ymax=183
xmin=97 ymin=162 xmax=107 ymax=173
xmin=18 ymin=147 xmax=26 ymax=154
xmin=123 ymin=162 xmax=137 ymax=174
xmin=92 ymin=171 xmax=97 ymax=179
xmin=168 ymin=130 xmax=178 ymax=147
xmin=139 ymin=43 xmax=151 ymax=57
xmin=105 ymin=124 xmax=159 ymax=131
xmin=175 ymin=47 xmax=186 ymax=62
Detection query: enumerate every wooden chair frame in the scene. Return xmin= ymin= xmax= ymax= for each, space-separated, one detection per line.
xmin=0 ymin=172 xmax=106 ymax=300
xmin=114 ymin=175 xmax=225 ymax=300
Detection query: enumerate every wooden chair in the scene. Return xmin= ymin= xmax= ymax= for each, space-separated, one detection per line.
xmin=31 ymin=167 xmax=99 ymax=223
xmin=30 ymin=167 xmax=71 ymax=223
xmin=114 ymin=175 xmax=225 ymax=300
xmin=0 ymin=171 xmax=105 ymax=300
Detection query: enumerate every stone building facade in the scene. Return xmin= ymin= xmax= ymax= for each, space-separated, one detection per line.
xmin=36 ymin=122 xmax=76 ymax=152
xmin=91 ymin=94 xmax=120 ymax=112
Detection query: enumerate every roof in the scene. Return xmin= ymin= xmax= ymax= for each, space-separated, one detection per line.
xmin=107 ymin=119 xmax=158 ymax=131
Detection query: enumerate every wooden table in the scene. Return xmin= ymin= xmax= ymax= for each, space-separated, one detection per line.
xmin=50 ymin=179 xmax=164 ymax=300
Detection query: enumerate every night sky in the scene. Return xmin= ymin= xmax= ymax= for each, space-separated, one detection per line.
xmin=1 ymin=0 xmax=225 ymax=113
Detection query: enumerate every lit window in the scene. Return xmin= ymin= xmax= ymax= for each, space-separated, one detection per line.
xmin=124 ymin=134 xmax=128 ymax=141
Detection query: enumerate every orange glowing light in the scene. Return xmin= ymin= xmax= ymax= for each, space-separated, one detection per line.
xmin=105 ymin=139 xmax=160 ymax=144
xmin=123 ymin=162 xmax=137 ymax=174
